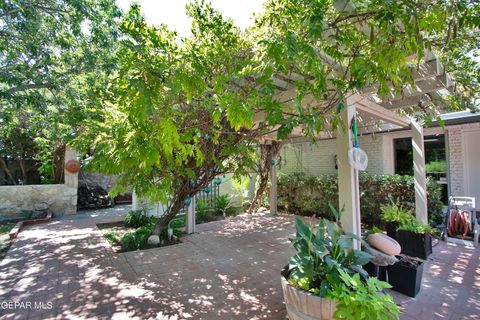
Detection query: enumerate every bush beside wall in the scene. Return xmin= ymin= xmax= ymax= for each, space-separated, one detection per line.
xmin=277 ymin=173 xmax=443 ymax=227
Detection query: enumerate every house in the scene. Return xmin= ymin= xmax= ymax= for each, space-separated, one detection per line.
xmin=278 ymin=110 xmax=480 ymax=205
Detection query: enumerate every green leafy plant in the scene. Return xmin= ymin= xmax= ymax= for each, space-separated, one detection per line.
xmin=124 ymin=210 xmax=154 ymax=228
xmin=364 ymin=226 xmax=384 ymax=238
xmin=196 ymin=198 xmax=217 ymax=223
xmin=380 ymin=201 xmax=415 ymax=224
xmin=426 ymin=161 xmax=447 ymax=173
xmin=103 ymin=231 xmax=121 ymax=246
xmin=121 ymin=224 xmax=154 ymax=251
xmin=214 ymin=195 xmax=233 ymax=217
xmin=286 ymin=211 xmax=399 ymax=319
xmin=287 ymin=213 xmax=373 ymax=297
xmin=330 ymin=269 xmax=399 ymax=320
xmin=398 ymin=220 xmax=434 ymax=235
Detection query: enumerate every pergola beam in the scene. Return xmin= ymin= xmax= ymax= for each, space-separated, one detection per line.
xmin=354 ymin=96 xmax=411 ymax=128
xmin=380 ymin=90 xmax=450 ymax=110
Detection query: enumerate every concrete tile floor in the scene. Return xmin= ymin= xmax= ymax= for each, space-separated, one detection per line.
xmin=0 ymin=213 xmax=478 ymax=319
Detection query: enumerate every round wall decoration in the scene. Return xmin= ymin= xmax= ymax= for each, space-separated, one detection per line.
xmin=65 ymin=160 xmax=81 ymax=173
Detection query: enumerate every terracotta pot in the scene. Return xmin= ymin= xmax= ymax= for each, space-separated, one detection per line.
xmin=65 ymin=160 xmax=81 ymax=173
xmin=281 ymin=268 xmax=337 ymax=320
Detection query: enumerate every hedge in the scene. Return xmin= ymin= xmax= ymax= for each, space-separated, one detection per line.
xmin=277 ymin=172 xmax=443 ymax=227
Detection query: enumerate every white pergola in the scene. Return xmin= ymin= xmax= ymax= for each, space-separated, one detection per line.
xmin=264 ymin=51 xmax=454 ymax=248
xmin=182 ymin=50 xmax=454 ymax=241
xmin=182 ymin=50 xmax=454 ymax=243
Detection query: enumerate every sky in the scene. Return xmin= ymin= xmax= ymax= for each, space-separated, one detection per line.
xmin=116 ymin=0 xmax=266 ymax=37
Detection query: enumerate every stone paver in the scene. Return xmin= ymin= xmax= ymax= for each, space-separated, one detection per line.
xmin=0 ymin=213 xmax=478 ymax=319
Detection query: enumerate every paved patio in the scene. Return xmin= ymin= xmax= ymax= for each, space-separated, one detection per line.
xmin=0 ymin=213 xmax=478 ymax=320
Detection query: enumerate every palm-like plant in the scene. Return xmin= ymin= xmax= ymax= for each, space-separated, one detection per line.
xmin=286 ymin=207 xmax=373 ymax=297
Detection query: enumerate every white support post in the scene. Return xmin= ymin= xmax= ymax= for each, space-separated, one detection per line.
xmin=411 ymin=120 xmax=428 ymax=225
xmin=186 ymin=197 xmax=196 ymax=234
xmin=336 ymin=103 xmax=361 ymax=249
xmin=270 ymin=157 xmax=278 ymax=216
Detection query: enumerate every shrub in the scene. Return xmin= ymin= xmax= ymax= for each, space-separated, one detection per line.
xmin=121 ymin=224 xmax=154 ymax=251
xmin=277 ymin=173 xmax=443 ymax=227
xmin=124 ymin=210 xmax=154 ymax=228
xmin=398 ymin=219 xmax=434 ymax=234
xmin=104 ymin=231 xmax=121 ymax=245
xmin=380 ymin=201 xmax=415 ymax=224
xmin=426 ymin=160 xmax=447 ymax=173
xmin=277 ymin=173 xmax=338 ymax=219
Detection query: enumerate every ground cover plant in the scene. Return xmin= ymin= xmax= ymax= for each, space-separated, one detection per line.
xmin=101 ymin=196 xmax=239 ymax=252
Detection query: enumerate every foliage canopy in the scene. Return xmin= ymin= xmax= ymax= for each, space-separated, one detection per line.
xmin=0 ymin=0 xmax=120 ymax=183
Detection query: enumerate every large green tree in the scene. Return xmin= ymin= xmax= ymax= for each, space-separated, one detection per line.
xmin=0 ymin=0 xmax=120 ymax=184
xmin=79 ymin=0 xmax=479 ymax=235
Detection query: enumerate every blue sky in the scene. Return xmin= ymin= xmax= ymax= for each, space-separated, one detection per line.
xmin=116 ymin=0 xmax=266 ymax=36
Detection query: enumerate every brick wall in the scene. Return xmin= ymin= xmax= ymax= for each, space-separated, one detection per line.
xmin=446 ymin=122 xmax=480 ymax=196
xmin=280 ymin=134 xmax=386 ymax=175
xmin=279 ymin=123 xmax=479 ymax=202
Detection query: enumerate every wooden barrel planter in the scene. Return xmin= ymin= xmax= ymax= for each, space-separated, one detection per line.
xmin=281 ymin=276 xmax=337 ymax=320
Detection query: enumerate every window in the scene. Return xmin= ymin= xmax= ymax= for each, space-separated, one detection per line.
xmin=394 ymin=134 xmax=448 ymax=203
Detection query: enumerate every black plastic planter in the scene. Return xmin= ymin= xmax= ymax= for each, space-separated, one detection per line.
xmin=387 ymin=257 xmax=424 ymax=297
xmin=385 ymin=222 xmax=398 ymax=239
xmin=397 ymin=230 xmax=432 ymax=260
xmin=364 ymin=262 xmax=387 ymax=281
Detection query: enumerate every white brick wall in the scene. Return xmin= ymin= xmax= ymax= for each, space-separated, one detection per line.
xmin=280 ymin=123 xmax=479 ymax=201
xmin=446 ymin=122 xmax=480 ymax=196
xmin=280 ymin=134 xmax=385 ymax=175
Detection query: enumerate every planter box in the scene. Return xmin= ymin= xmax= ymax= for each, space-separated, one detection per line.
xmin=363 ymin=262 xmax=387 ymax=281
xmin=387 ymin=257 xmax=424 ymax=297
xmin=397 ymin=230 xmax=432 ymax=260
xmin=281 ymin=268 xmax=337 ymax=320
xmin=385 ymin=222 xmax=398 ymax=240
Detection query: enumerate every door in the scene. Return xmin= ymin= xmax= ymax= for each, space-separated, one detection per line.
xmin=464 ymin=130 xmax=480 ymax=206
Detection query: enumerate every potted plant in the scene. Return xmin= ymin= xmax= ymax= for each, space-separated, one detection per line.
xmin=387 ymin=255 xmax=424 ymax=297
xmin=397 ymin=220 xmax=433 ymax=260
xmin=282 ymin=212 xmax=399 ymax=320
xmin=380 ymin=201 xmax=414 ymax=239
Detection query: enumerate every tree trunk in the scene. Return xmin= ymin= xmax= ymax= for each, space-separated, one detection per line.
xmin=19 ymin=158 xmax=27 ymax=185
xmin=53 ymin=143 xmax=65 ymax=183
xmin=153 ymin=195 xmax=186 ymax=236
xmin=0 ymin=157 xmax=16 ymax=185
xmin=248 ymin=141 xmax=284 ymax=214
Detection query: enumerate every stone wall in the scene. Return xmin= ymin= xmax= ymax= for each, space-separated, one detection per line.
xmin=0 ymin=148 xmax=79 ymax=220
xmin=0 ymin=184 xmax=77 ymax=220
